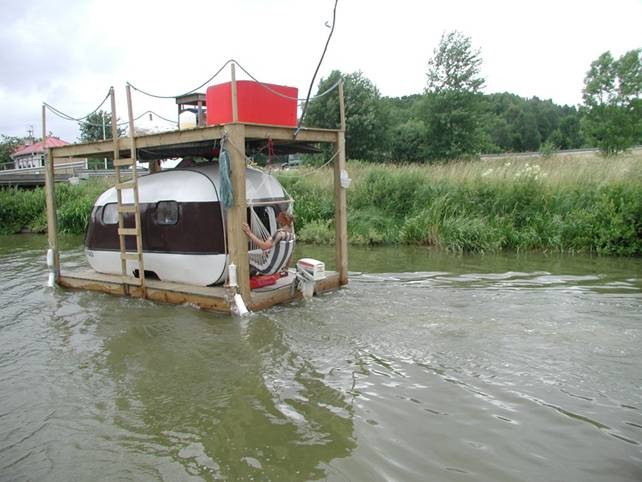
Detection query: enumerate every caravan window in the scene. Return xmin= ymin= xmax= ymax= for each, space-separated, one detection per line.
xmin=156 ymin=201 xmax=179 ymax=225
xmin=93 ymin=206 xmax=103 ymax=223
xmin=102 ymin=203 xmax=118 ymax=224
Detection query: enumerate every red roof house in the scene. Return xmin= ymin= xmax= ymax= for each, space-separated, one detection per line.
xmin=11 ymin=137 xmax=69 ymax=169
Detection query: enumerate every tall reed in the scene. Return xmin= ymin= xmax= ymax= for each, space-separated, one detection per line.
xmin=278 ymin=153 xmax=642 ymax=255
xmin=2 ymin=153 xmax=640 ymax=256
xmin=0 ymin=178 xmax=110 ymax=235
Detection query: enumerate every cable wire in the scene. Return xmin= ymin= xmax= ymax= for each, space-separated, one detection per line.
xmin=43 ymin=89 xmax=111 ymax=122
xmin=127 ymin=60 xmax=234 ymax=99
xmin=297 ymin=0 xmax=339 ymax=131
xmin=46 ymin=107 xmax=177 ymax=128
xmin=127 ymin=58 xmax=341 ymax=103
xmin=233 ymin=60 xmax=341 ymax=102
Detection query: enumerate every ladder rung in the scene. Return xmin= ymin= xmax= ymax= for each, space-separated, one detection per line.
xmin=122 ymin=276 xmax=142 ymax=286
xmin=113 ymin=158 xmax=135 ymax=167
xmin=115 ymin=181 xmax=136 ymax=190
xmin=117 ymin=204 xmax=137 ymax=213
xmin=118 ymin=228 xmax=138 ymax=236
xmin=120 ymin=252 xmax=141 ymax=261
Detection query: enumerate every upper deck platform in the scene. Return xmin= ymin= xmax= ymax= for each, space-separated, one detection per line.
xmin=49 ymin=123 xmax=341 ymax=161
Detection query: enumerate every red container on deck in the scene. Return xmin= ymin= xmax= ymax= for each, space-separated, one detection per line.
xmin=206 ymin=81 xmax=298 ymax=127
xmin=250 ymin=274 xmax=280 ymax=289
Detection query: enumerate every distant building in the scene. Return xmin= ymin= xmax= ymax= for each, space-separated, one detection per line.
xmin=11 ymin=137 xmax=68 ymax=169
xmin=11 ymin=136 xmax=85 ymax=170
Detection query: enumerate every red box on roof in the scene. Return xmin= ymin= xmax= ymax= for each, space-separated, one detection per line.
xmin=206 ymin=81 xmax=298 ymax=127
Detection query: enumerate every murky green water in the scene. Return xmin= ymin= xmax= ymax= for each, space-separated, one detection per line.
xmin=1 ymin=235 xmax=641 ymax=481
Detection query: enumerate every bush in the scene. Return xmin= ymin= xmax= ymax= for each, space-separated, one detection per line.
xmin=297 ymin=220 xmax=335 ymax=244
xmin=276 ymin=154 xmax=642 ymax=255
xmin=0 ymin=178 xmax=110 ymax=235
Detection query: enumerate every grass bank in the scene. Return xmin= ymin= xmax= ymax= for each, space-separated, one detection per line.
xmin=0 ymin=178 xmax=110 ymax=235
xmin=1 ymin=153 xmax=640 ymax=256
xmin=278 ymin=152 xmax=642 ymax=256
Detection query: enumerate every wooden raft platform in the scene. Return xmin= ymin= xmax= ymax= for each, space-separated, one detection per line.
xmin=43 ymin=65 xmax=349 ymax=314
xmin=58 ymin=270 xmax=342 ymax=313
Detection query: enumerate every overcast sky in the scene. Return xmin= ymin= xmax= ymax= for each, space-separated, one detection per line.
xmin=1 ymin=0 xmax=640 ymax=142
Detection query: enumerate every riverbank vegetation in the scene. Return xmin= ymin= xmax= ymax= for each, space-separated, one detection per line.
xmin=279 ymin=152 xmax=642 ymax=256
xmin=0 ymin=178 xmax=110 ymax=235
xmin=0 ymin=153 xmax=640 ymax=256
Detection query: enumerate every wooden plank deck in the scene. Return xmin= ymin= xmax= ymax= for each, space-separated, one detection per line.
xmin=58 ymin=269 xmax=342 ymax=313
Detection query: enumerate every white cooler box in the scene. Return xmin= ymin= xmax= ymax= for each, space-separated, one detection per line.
xmin=296 ymin=258 xmax=326 ymax=281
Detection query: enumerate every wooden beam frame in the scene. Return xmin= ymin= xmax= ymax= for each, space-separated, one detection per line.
xmin=49 ymin=124 xmax=339 ymax=159
xmin=43 ymin=106 xmax=60 ymax=279
xmin=334 ymin=80 xmax=348 ymax=285
xmin=224 ymin=123 xmax=251 ymax=301
xmin=46 ymin=77 xmax=349 ymax=313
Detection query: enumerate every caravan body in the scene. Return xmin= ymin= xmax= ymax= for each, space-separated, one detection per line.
xmin=84 ymin=163 xmax=290 ymax=286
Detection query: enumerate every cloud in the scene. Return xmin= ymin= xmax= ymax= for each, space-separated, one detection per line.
xmin=0 ymin=0 xmax=127 ymax=94
xmin=1 ymin=0 xmax=641 ymax=140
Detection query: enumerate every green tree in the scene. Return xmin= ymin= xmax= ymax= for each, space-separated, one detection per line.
xmin=581 ymin=49 xmax=642 ymax=154
xmin=480 ymin=93 xmax=584 ymax=153
xmin=304 ymin=70 xmax=388 ymax=160
xmin=78 ymin=110 xmax=125 ymax=143
xmin=427 ymin=31 xmax=484 ymax=93
xmin=390 ymin=119 xmax=427 ymax=162
xmin=422 ymin=31 xmax=486 ymax=160
xmin=0 ymin=135 xmax=31 ymax=167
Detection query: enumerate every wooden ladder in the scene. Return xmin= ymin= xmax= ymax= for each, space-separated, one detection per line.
xmin=110 ymin=86 xmax=146 ymax=295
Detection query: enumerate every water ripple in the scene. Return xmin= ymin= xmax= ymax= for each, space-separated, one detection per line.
xmin=1 ymin=239 xmax=642 ymax=481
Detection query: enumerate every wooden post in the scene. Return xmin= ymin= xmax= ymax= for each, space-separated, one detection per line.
xmin=231 ymin=62 xmax=238 ymax=122
xmin=334 ymin=80 xmax=348 ymax=284
xmin=111 ymin=88 xmax=128 ymax=276
xmin=334 ymin=131 xmax=348 ymax=285
xmin=42 ymin=105 xmax=60 ymax=279
xmin=224 ymin=123 xmax=250 ymax=300
xmin=126 ymin=84 xmax=146 ymax=295
xmin=339 ymin=80 xmax=346 ymax=131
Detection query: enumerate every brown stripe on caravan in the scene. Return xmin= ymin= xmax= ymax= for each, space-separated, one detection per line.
xmin=86 ymin=201 xmax=226 ymax=254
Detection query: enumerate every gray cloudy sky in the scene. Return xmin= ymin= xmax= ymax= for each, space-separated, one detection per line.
xmin=1 ymin=0 xmax=640 ymax=142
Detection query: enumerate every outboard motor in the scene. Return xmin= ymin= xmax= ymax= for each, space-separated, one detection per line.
xmin=295 ymin=258 xmax=325 ymax=300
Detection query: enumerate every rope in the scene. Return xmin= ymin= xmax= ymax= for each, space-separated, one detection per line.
xmin=134 ymin=110 xmax=178 ymax=125
xmin=297 ymin=0 xmax=339 ymax=132
xmin=127 ymin=59 xmax=234 ymax=99
xmin=248 ymin=206 xmax=272 ymax=264
xmin=276 ymin=150 xmax=339 ymax=177
xmin=43 ymin=89 xmax=111 ymax=122
xmin=233 ymin=60 xmax=341 ymax=101
xmin=46 ymin=106 xmax=177 ymax=129
xmin=127 ymin=58 xmax=341 ymax=102
xmin=219 ymin=136 xmax=234 ymax=208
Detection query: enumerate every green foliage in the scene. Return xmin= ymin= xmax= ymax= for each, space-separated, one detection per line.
xmin=421 ymin=31 xmax=486 ymax=161
xmin=420 ymin=91 xmax=485 ymax=160
xmin=277 ymin=175 xmax=335 ymax=226
xmin=0 ymin=179 xmax=110 ymax=235
xmin=426 ymin=31 xmax=485 ymax=94
xmin=304 ymin=70 xmax=388 ymax=160
xmin=276 ymin=155 xmax=642 ymax=256
xmin=0 ymin=188 xmax=46 ymax=234
xmin=0 ymin=135 xmax=31 ymax=166
xmin=380 ymin=94 xmax=423 ymax=126
xmin=297 ymin=219 xmax=335 ymax=244
xmin=539 ymin=139 xmax=557 ymax=158
xmin=299 ymin=30 xmax=589 ymax=163
xmin=480 ymin=94 xmax=583 ymax=153
xmin=78 ymin=110 xmax=125 ymax=143
xmin=390 ymin=120 xmax=428 ymax=162
xmin=581 ymin=49 xmax=642 ymax=154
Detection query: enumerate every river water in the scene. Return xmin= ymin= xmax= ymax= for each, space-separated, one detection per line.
xmin=1 ymin=235 xmax=641 ymax=481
